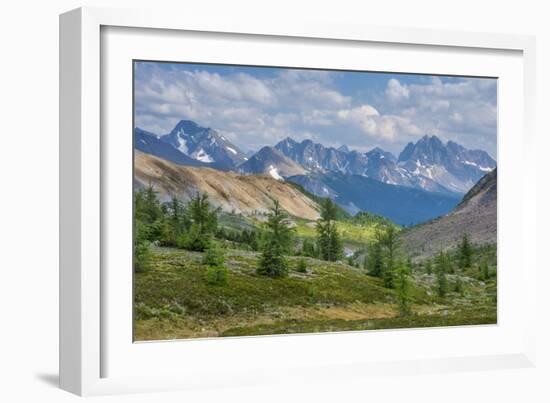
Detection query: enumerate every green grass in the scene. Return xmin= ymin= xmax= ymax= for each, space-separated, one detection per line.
xmin=293 ymin=218 xmax=389 ymax=246
xmin=134 ymin=246 xmax=497 ymax=341
xmin=135 ymin=247 xmax=395 ymax=318
xmin=221 ymin=307 xmax=497 ymax=337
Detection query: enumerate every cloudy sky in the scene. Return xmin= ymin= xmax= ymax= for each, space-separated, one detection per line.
xmin=134 ymin=61 xmax=497 ymax=158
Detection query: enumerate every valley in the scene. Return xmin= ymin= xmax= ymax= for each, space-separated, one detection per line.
xmin=132 ymin=118 xmax=498 ymax=340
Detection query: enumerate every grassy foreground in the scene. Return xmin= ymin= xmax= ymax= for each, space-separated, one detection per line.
xmin=134 ymin=247 xmax=496 ymax=341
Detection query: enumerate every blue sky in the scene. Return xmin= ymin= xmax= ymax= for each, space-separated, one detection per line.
xmin=134 ymin=61 xmax=497 ymax=158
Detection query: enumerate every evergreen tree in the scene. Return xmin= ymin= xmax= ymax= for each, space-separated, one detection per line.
xmin=458 ymin=233 xmax=473 ymax=270
xmin=178 ymin=192 xmax=218 ymax=251
xmin=480 ymin=259 xmax=490 ymax=281
xmin=301 ymin=238 xmax=317 ymax=257
xmin=365 ymin=240 xmax=383 ymax=277
xmin=161 ymin=196 xmax=188 ymax=246
xmin=316 ymin=198 xmax=343 ymax=262
xmin=394 ymin=261 xmax=412 ymax=316
xmin=188 ymin=192 xmax=217 ymax=234
xmin=435 ymin=251 xmax=449 ymax=297
xmin=328 ymin=223 xmax=343 ymax=261
xmin=203 ymin=241 xmax=228 ymax=285
xmin=257 ymin=200 xmax=294 ymax=277
xmin=380 ymin=226 xmax=399 ymax=288
xmin=142 ymin=185 xmax=162 ymax=223
xmin=135 ymin=185 xmax=164 ymax=242
xmin=202 ymin=241 xmax=226 ymax=267
xmin=134 ymin=221 xmax=151 ymax=272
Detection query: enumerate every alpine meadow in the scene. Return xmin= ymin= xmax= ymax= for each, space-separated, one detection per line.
xmin=133 ymin=61 xmax=497 ymax=341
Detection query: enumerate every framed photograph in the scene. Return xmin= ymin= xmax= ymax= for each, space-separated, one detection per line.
xmin=60 ymin=7 xmax=537 ymax=396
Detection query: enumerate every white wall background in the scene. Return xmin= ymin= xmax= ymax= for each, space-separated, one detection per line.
xmin=0 ymin=0 xmax=548 ymax=402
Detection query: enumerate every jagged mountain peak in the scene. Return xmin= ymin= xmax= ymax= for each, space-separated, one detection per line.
xmin=283 ymin=136 xmax=298 ymax=144
xmin=366 ymin=147 xmax=396 ymax=162
xmin=396 ymin=135 xmax=496 ymax=193
xmin=134 ymin=127 xmax=207 ymax=167
xmin=238 ymin=146 xmax=306 ymax=180
xmin=171 ymin=119 xmax=206 ymax=135
xmin=161 ymin=119 xmax=247 ymax=169
xmin=338 ymin=144 xmax=350 ymax=153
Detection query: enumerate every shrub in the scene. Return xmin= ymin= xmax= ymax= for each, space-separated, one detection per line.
xmin=134 ymin=302 xmax=185 ymax=320
xmin=205 ymin=265 xmax=228 ymax=285
xmin=296 ymin=258 xmax=308 ymax=273
xmin=203 ymin=242 xmax=225 ymax=267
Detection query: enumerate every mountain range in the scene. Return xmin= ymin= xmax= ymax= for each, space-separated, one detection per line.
xmin=135 ymin=150 xmax=461 ymax=226
xmin=272 ymin=135 xmax=495 ymax=193
xmin=134 ymin=119 xmax=496 ymax=224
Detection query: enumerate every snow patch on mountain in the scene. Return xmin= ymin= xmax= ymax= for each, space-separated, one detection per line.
xmin=268 ymin=165 xmax=284 ymax=181
xmin=194 ymin=149 xmax=214 ymax=163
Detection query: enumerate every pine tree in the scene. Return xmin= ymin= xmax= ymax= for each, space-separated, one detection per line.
xmin=301 ymin=238 xmax=317 ymax=257
xmin=134 ymin=185 xmax=165 ymax=242
xmin=134 ymin=221 xmax=151 ymax=272
xmin=480 ymin=259 xmax=490 ymax=281
xmin=328 ymin=223 xmax=343 ymax=261
xmin=143 ymin=184 xmax=162 ymax=224
xmin=394 ymin=261 xmax=412 ymax=316
xmin=435 ymin=251 xmax=449 ymax=297
xmin=188 ymin=192 xmax=217 ymax=234
xmin=203 ymin=241 xmax=226 ymax=267
xmin=257 ymin=200 xmax=293 ymax=277
xmin=458 ymin=233 xmax=473 ymax=270
xmin=365 ymin=239 xmax=383 ymax=277
xmin=316 ymin=198 xmax=343 ymax=262
xmin=380 ymin=226 xmax=399 ymax=288
xmin=160 ymin=196 xmax=188 ymax=246
xmin=179 ymin=192 xmax=218 ymax=251
xmin=203 ymin=242 xmax=228 ymax=285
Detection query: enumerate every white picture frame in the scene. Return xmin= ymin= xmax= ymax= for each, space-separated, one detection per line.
xmin=59 ymin=6 xmax=537 ymax=396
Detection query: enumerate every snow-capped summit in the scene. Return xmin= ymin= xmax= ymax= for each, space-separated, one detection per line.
xmin=272 ymin=135 xmax=494 ymax=194
xmin=397 ymin=135 xmax=496 ymax=193
xmin=274 ymin=138 xmax=350 ymax=173
xmin=238 ymin=146 xmax=306 ymax=179
xmin=134 ymin=127 xmax=207 ymax=167
xmin=161 ymin=120 xmax=247 ymax=169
